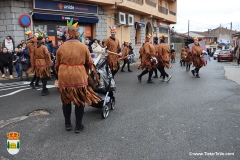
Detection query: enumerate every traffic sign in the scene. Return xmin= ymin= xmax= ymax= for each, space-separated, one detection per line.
xmin=19 ymin=14 xmax=31 ymax=28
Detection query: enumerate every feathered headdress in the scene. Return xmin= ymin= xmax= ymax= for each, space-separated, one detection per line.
xmin=159 ymin=35 xmax=165 ymax=40
xmin=67 ymin=18 xmax=79 ymax=29
xmin=67 ymin=18 xmax=80 ymax=39
xmin=193 ymin=37 xmax=198 ymax=41
xmin=109 ymin=25 xmax=116 ymax=32
xmin=146 ymin=33 xmax=152 ymax=38
xmin=34 ymin=32 xmax=43 ymax=38
xmin=25 ymin=29 xmax=32 ymax=37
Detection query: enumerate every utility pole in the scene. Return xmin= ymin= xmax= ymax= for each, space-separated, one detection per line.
xmin=188 ymin=20 xmax=189 ymax=39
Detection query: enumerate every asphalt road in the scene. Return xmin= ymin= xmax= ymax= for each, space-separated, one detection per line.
xmin=0 ymin=59 xmax=239 ymax=160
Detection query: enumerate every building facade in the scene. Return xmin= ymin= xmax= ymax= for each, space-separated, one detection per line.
xmin=0 ymin=0 xmax=177 ymax=57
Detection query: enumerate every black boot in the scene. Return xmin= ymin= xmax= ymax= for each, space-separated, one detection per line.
xmin=191 ymin=70 xmax=195 ymax=76
xmin=41 ymin=78 xmax=49 ymax=96
xmin=62 ymin=103 xmax=72 ymax=131
xmin=147 ymin=69 xmax=154 ymax=84
xmin=127 ymin=63 xmax=132 ymax=72
xmin=121 ymin=63 xmax=126 ymax=72
xmin=196 ymin=74 xmax=200 ymax=78
xmin=137 ymin=75 xmax=142 ymax=82
xmin=75 ymin=105 xmax=85 ymax=133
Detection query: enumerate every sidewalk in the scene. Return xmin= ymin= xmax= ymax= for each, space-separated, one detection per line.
xmin=0 ymin=71 xmax=34 ymax=81
xmin=223 ymin=64 xmax=240 ymax=85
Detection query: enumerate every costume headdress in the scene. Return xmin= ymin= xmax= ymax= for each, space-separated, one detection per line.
xmin=67 ymin=18 xmax=80 ymax=39
xmin=125 ymin=40 xmax=129 ymax=44
xmin=146 ymin=33 xmax=152 ymax=38
xmin=34 ymin=32 xmax=43 ymax=38
xmin=159 ymin=35 xmax=165 ymax=40
xmin=109 ymin=25 xmax=117 ymax=33
xmin=193 ymin=37 xmax=198 ymax=41
xmin=25 ymin=29 xmax=32 ymax=37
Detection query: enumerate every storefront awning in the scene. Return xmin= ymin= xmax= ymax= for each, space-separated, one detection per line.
xmin=33 ymin=13 xmax=99 ymax=23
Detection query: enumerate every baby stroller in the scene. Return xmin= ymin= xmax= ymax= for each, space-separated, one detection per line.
xmin=90 ymin=54 xmax=116 ymax=119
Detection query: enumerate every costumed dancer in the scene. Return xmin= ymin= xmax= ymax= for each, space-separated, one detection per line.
xmin=191 ymin=37 xmax=203 ymax=78
xmin=103 ymin=25 xmax=121 ymax=78
xmin=27 ymin=32 xmax=41 ymax=89
xmin=137 ymin=33 xmax=156 ymax=84
xmin=55 ymin=19 xmax=101 ymax=133
xmin=170 ymin=49 xmax=176 ymax=63
xmin=121 ymin=40 xmax=132 ymax=72
xmin=156 ymin=35 xmax=172 ymax=82
xmin=152 ymin=37 xmax=159 ymax=78
xmin=185 ymin=46 xmax=191 ymax=71
xmin=30 ymin=36 xmax=52 ymax=96
xmin=180 ymin=48 xmax=187 ymax=66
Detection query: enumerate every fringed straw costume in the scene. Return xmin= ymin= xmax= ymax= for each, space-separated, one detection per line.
xmin=55 ymin=18 xmax=101 ymax=133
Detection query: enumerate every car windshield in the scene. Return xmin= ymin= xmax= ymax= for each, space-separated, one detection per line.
xmin=214 ymin=50 xmax=221 ymax=54
xmin=219 ymin=50 xmax=230 ymax=54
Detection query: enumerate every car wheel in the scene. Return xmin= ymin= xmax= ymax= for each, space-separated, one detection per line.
xmin=218 ymin=59 xmax=220 ymax=62
xmin=214 ymin=58 xmax=216 ymax=60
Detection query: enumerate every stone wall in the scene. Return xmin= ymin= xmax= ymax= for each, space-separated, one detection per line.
xmin=96 ymin=7 xmax=107 ymax=42
xmin=0 ymin=0 xmax=31 ymax=47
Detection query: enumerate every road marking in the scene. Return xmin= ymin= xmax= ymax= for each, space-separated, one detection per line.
xmin=0 ymin=85 xmax=29 ymax=91
xmin=0 ymin=88 xmax=31 ymax=98
xmin=36 ymin=85 xmax=55 ymax=90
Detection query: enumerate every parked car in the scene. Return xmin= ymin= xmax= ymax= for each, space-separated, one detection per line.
xmin=217 ymin=50 xmax=233 ymax=62
xmin=213 ymin=50 xmax=221 ymax=60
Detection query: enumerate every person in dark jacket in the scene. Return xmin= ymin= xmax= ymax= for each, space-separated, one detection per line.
xmin=45 ymin=37 xmax=53 ymax=55
xmin=17 ymin=43 xmax=30 ymax=81
xmin=0 ymin=47 xmax=13 ymax=78
xmin=13 ymin=47 xmax=20 ymax=79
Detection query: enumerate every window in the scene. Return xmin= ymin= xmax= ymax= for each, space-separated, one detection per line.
xmin=135 ymin=26 xmax=141 ymax=44
xmin=159 ymin=28 xmax=168 ymax=33
xmin=164 ymin=3 xmax=167 ymax=8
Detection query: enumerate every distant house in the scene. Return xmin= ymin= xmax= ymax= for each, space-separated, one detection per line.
xmin=183 ymin=27 xmax=238 ymax=53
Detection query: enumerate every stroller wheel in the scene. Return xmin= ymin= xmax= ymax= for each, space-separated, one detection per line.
xmin=101 ymin=105 xmax=109 ymax=119
xmin=110 ymin=98 xmax=115 ymax=110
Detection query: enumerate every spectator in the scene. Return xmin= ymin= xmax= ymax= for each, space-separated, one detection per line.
xmin=128 ymin=43 xmax=135 ymax=63
xmin=0 ymin=47 xmax=13 ymax=78
xmin=17 ymin=43 xmax=30 ymax=81
xmin=91 ymin=39 xmax=103 ymax=53
xmin=85 ymin=38 xmax=89 ymax=46
xmin=61 ymin=32 xmax=67 ymax=42
xmin=237 ymin=48 xmax=240 ymax=65
xmin=97 ymin=40 xmax=103 ymax=47
xmin=17 ymin=40 xmax=25 ymax=48
xmin=13 ymin=47 xmax=20 ymax=79
xmin=121 ymin=41 xmax=126 ymax=52
xmin=2 ymin=36 xmax=15 ymax=53
xmin=45 ymin=37 xmax=53 ymax=55
xmin=53 ymin=41 xmax=63 ymax=56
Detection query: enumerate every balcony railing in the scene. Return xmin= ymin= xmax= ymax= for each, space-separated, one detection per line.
xmin=158 ymin=5 xmax=168 ymax=15
xmin=169 ymin=10 xmax=176 ymax=16
xmin=127 ymin=0 xmax=143 ymax=5
xmin=145 ymin=0 xmax=157 ymax=7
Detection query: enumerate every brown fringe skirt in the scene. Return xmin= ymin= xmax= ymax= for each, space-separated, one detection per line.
xmin=35 ymin=67 xmax=51 ymax=78
xmin=59 ymin=85 xmax=102 ymax=106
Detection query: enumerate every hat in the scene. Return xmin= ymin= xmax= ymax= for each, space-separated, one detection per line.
xmin=109 ymin=25 xmax=116 ymax=32
xmin=159 ymin=35 xmax=165 ymax=40
xmin=67 ymin=18 xmax=80 ymax=39
xmin=25 ymin=29 xmax=32 ymax=37
xmin=125 ymin=40 xmax=129 ymax=44
xmin=193 ymin=37 xmax=198 ymax=41
xmin=146 ymin=33 xmax=152 ymax=38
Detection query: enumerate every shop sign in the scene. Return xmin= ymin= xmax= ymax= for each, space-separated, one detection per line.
xmin=33 ymin=0 xmax=98 ymax=15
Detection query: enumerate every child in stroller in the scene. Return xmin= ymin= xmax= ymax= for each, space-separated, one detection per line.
xmin=90 ymin=54 xmax=116 ymax=118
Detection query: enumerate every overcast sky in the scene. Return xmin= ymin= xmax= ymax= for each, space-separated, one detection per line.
xmin=172 ymin=0 xmax=240 ymax=33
